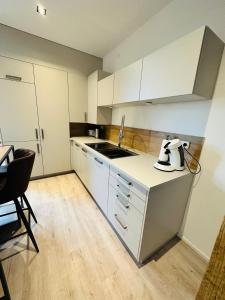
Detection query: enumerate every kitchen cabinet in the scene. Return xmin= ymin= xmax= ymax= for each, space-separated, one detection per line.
xmin=91 ymin=154 xmax=110 ymax=215
xmin=88 ymin=70 xmax=112 ymax=125
xmin=34 ymin=65 xmax=70 ymax=175
xmin=0 ymin=56 xmax=34 ymax=84
xmin=98 ymin=74 xmax=114 ymax=107
xmin=10 ymin=141 xmax=43 ymax=177
xmin=113 ymin=59 xmax=142 ymax=104
xmin=68 ymin=72 xmax=87 ymax=123
xmin=79 ymin=146 xmax=93 ymax=190
xmin=71 ymin=138 xmax=194 ymax=265
xmin=71 ymin=140 xmax=81 ymax=174
xmin=140 ymin=26 xmax=224 ymax=104
xmin=0 ymin=80 xmax=39 ymax=142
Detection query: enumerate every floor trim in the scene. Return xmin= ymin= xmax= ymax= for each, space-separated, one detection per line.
xmin=181 ymin=236 xmax=210 ymax=262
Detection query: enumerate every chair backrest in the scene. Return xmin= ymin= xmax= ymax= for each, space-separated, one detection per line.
xmin=0 ymin=149 xmax=35 ymax=202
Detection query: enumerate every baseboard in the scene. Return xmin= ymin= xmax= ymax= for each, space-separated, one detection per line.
xmin=31 ymin=170 xmax=74 ymax=181
xmin=181 ymin=235 xmax=210 ymax=262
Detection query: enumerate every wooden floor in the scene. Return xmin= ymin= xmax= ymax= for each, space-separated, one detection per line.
xmin=0 ymin=174 xmax=207 ymax=300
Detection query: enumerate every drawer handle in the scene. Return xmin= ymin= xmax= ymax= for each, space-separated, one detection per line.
xmin=114 ymin=214 xmax=127 ymax=230
xmin=116 ymin=185 xmax=130 ymax=198
xmin=5 ymin=74 xmax=22 ymax=81
xmin=82 ymin=148 xmax=87 ymax=153
xmin=117 ymin=173 xmax=132 ymax=186
xmin=116 ymin=195 xmax=129 ymax=209
xmin=95 ymin=157 xmax=103 ymax=165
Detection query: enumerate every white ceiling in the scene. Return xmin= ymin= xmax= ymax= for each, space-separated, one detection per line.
xmin=0 ymin=0 xmax=172 ymax=57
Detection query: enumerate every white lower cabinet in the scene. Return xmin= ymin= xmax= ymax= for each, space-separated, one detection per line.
xmin=108 ymin=184 xmax=143 ymax=258
xmin=71 ymin=141 xmax=81 ymax=174
xmin=71 ymin=139 xmax=193 ymax=265
xmin=91 ymin=155 xmax=109 ymax=216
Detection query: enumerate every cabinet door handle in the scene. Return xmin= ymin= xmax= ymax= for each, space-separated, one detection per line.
xmin=117 ymin=173 xmax=132 ymax=186
xmin=114 ymin=214 xmax=127 ymax=230
xmin=116 ymin=184 xmax=130 ymax=198
xmin=75 ymin=143 xmax=80 ymax=147
xmin=94 ymin=157 xmax=103 ymax=165
xmin=5 ymin=74 xmax=22 ymax=81
xmin=41 ymin=129 xmax=44 ymax=140
xmin=82 ymin=148 xmax=87 ymax=153
xmin=36 ymin=143 xmax=40 ymax=154
xmin=35 ymin=128 xmax=39 ymax=140
xmin=84 ymin=112 xmax=87 ymax=122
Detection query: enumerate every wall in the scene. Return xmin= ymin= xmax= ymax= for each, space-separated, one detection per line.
xmin=0 ymin=23 xmax=102 ymax=123
xmin=103 ymin=0 xmax=225 ymax=258
xmin=182 ymin=50 xmax=225 ymax=260
xmin=0 ymin=24 xmax=102 ymax=74
xmin=103 ymin=0 xmax=225 ymax=137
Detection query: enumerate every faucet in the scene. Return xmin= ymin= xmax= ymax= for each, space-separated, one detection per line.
xmin=118 ymin=114 xmax=125 ymax=148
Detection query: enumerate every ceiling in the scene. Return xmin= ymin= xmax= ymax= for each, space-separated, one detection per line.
xmin=0 ymin=0 xmax=172 ymax=57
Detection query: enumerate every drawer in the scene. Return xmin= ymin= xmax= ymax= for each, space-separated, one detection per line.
xmin=109 ymin=179 xmax=146 ymax=214
xmin=108 ymin=185 xmax=143 ymax=258
xmin=0 ymin=56 xmax=34 ymax=84
xmin=109 ymin=168 xmax=148 ymax=202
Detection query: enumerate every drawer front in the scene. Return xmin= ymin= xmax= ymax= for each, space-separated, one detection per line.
xmin=0 ymin=56 xmax=34 ymax=84
xmin=108 ymin=185 xmax=143 ymax=258
xmin=109 ymin=177 xmax=146 ymax=214
xmin=109 ymin=168 xmax=148 ymax=199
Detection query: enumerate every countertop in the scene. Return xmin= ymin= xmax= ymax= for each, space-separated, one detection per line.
xmin=70 ymin=137 xmax=191 ymax=190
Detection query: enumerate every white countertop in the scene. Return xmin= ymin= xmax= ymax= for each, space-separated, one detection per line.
xmin=71 ymin=136 xmax=191 ymax=190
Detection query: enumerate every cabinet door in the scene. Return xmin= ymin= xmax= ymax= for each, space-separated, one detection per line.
xmin=0 ymin=80 xmax=39 ymax=142
xmin=98 ymin=74 xmax=114 ymax=106
xmin=87 ymin=71 xmax=98 ymax=124
xmin=71 ymin=141 xmax=81 ymax=174
xmin=9 ymin=141 xmax=43 ymax=177
xmin=79 ymin=147 xmax=93 ymax=189
xmin=0 ymin=56 xmax=34 ymax=84
xmin=68 ymin=73 xmax=87 ymax=122
xmin=34 ymin=65 xmax=70 ymax=175
xmin=140 ymin=27 xmax=204 ymax=101
xmin=91 ymin=155 xmax=109 ymax=215
xmin=113 ymin=59 xmax=142 ymax=104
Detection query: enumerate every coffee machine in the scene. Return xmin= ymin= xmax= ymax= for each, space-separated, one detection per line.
xmin=154 ymin=139 xmax=185 ymax=172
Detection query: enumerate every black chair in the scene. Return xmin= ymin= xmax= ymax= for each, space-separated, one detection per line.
xmin=0 ymin=149 xmax=39 ymax=252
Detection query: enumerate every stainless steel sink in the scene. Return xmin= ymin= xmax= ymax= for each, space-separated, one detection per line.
xmin=85 ymin=142 xmax=137 ymax=159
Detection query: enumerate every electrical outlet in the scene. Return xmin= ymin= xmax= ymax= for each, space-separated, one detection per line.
xmin=181 ymin=141 xmax=190 ymax=149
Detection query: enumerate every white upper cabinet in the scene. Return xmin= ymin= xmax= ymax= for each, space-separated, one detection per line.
xmin=98 ymin=74 xmax=114 ymax=107
xmin=88 ymin=70 xmax=112 ymax=125
xmin=0 ymin=56 xmax=34 ymax=84
xmin=68 ymin=72 xmax=87 ymax=123
xmin=140 ymin=26 xmax=224 ymax=104
xmin=113 ymin=59 xmax=142 ymax=104
xmin=0 ymin=80 xmax=39 ymax=142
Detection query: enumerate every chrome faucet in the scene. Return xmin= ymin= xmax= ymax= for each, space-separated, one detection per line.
xmin=118 ymin=115 xmax=125 ymax=148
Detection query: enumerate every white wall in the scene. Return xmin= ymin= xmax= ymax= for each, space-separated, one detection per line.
xmin=103 ymin=0 xmax=225 ymax=258
xmin=103 ymin=0 xmax=225 ymax=137
xmin=182 ymin=50 xmax=225 ymax=260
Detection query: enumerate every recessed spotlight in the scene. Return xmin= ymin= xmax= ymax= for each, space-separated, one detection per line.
xmin=37 ymin=5 xmax=47 ymax=16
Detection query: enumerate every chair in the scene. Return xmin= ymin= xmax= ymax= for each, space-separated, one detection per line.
xmin=0 ymin=149 xmax=39 ymax=253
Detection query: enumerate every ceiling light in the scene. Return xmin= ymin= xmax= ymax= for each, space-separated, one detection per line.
xmin=37 ymin=5 xmax=47 ymax=16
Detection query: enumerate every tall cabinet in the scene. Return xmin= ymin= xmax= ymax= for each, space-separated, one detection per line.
xmin=0 ymin=56 xmax=43 ymax=177
xmin=0 ymin=56 xmax=71 ymax=177
xmin=34 ymin=66 xmax=70 ymax=175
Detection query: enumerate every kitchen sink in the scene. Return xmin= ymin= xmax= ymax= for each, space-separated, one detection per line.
xmin=85 ymin=142 xmax=137 ymax=159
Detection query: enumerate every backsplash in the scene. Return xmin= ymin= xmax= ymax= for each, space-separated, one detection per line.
xmin=69 ymin=122 xmax=105 ymax=138
xmin=105 ymin=125 xmax=204 ymax=170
